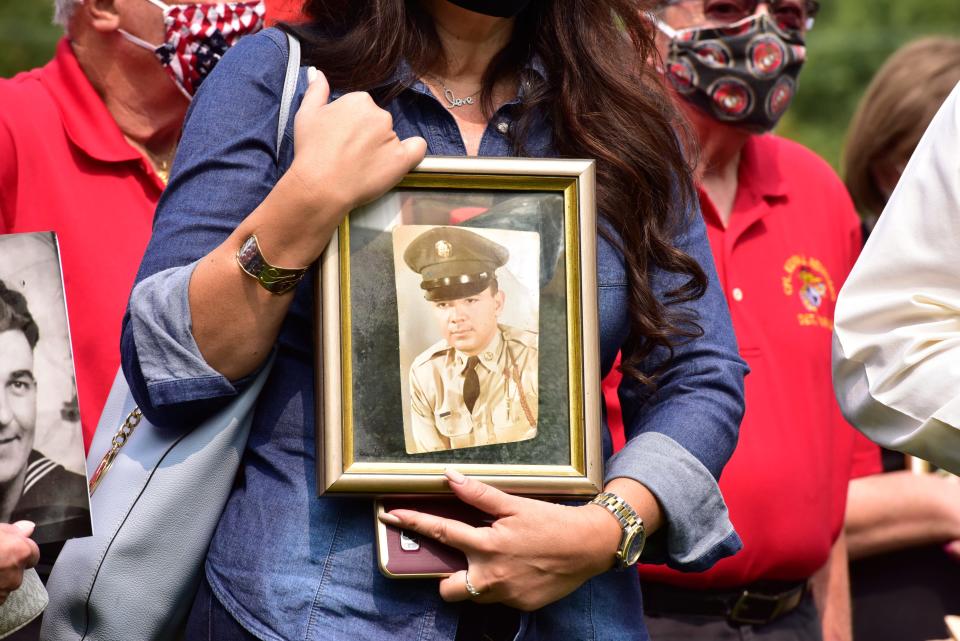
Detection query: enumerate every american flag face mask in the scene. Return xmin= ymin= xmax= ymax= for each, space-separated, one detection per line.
xmin=119 ymin=0 xmax=266 ymax=98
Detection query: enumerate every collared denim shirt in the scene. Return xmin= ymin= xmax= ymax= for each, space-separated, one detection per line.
xmin=121 ymin=29 xmax=747 ymax=641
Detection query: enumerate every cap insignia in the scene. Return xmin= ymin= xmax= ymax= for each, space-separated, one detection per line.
xmin=435 ymin=240 xmax=452 ymax=258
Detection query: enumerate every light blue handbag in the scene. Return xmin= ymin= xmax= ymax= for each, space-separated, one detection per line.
xmin=39 ymin=33 xmax=301 ymax=641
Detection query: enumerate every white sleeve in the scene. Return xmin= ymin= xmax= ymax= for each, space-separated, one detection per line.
xmin=832 ymin=81 xmax=960 ymax=474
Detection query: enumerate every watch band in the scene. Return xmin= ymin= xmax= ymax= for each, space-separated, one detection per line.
xmin=236 ymin=234 xmax=309 ymax=295
xmin=590 ymin=491 xmax=646 ymax=569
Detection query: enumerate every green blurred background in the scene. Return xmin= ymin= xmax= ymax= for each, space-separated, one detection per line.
xmin=2 ymin=0 xmax=959 ymax=173
xmin=778 ymin=0 xmax=960 ymax=172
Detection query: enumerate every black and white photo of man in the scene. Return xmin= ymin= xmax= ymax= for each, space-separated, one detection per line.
xmin=0 ymin=279 xmax=89 ymax=546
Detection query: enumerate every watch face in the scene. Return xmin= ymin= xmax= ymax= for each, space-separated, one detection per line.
xmin=624 ymin=529 xmax=645 ymax=566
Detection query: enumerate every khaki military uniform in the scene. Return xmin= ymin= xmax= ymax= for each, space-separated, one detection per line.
xmin=408 ymin=324 xmax=538 ymax=453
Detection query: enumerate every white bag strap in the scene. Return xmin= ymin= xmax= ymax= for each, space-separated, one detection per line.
xmin=277 ymin=32 xmax=301 ymax=162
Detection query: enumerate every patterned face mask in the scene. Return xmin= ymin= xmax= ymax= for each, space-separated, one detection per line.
xmin=119 ymin=0 xmax=266 ymax=98
xmin=656 ymin=12 xmax=806 ymax=133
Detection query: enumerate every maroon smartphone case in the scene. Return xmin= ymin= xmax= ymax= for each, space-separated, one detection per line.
xmin=375 ymin=498 xmax=495 ymax=578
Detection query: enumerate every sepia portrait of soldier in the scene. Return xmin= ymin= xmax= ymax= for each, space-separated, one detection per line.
xmin=402 ymin=226 xmax=539 ymax=454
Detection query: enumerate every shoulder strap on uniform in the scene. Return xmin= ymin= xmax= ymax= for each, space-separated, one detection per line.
xmin=277 ymin=32 xmax=301 ymax=162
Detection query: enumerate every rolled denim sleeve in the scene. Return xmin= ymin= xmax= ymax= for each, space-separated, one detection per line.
xmin=128 ymin=261 xmax=237 ymax=405
xmin=604 ymin=207 xmax=747 ymax=572
xmin=120 ymin=29 xmax=293 ymax=428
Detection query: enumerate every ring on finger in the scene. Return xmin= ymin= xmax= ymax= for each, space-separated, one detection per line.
xmin=464 ymin=571 xmax=483 ymax=599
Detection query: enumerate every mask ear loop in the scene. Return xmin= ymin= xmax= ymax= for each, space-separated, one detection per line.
xmin=646 ymin=12 xmax=681 ymax=39
xmin=118 ymin=29 xmax=163 ymax=51
xmin=644 ymin=14 xmax=683 ymax=75
xmin=649 ymin=9 xmax=764 ymax=38
xmin=116 ymin=0 xmax=172 ymax=51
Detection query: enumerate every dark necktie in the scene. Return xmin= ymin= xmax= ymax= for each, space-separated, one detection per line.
xmin=462 ymin=356 xmax=480 ymax=414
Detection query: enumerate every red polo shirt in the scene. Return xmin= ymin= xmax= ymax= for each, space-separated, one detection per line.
xmin=605 ymin=134 xmax=880 ymax=587
xmin=0 ymin=39 xmax=162 ymax=450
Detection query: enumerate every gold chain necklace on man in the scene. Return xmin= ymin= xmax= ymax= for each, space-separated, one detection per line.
xmin=154 ymin=156 xmax=172 ymax=186
xmin=424 ymin=75 xmax=482 ymax=109
xmin=137 ymin=144 xmax=175 ymax=186
xmin=125 ymin=134 xmax=176 ymax=186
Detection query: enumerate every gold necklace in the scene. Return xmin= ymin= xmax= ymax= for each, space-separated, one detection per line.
xmin=124 ymin=135 xmax=175 ymax=186
xmin=155 ymin=156 xmax=171 ymax=186
xmin=146 ymin=148 xmax=175 ymax=186
xmin=424 ymin=75 xmax=482 ymax=109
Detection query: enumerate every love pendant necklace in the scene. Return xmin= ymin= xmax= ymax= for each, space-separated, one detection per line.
xmin=424 ymin=75 xmax=481 ymax=109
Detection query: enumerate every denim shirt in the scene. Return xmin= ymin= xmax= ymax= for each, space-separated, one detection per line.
xmin=121 ymin=29 xmax=747 ymax=641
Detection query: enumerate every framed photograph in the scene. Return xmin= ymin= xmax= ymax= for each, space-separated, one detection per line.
xmin=316 ymin=157 xmax=601 ymax=497
xmin=0 ymin=232 xmax=92 ymax=544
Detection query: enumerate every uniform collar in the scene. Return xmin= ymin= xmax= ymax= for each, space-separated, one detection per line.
xmin=40 ymin=39 xmax=146 ymax=165
xmin=454 ymin=327 xmax=504 ymax=374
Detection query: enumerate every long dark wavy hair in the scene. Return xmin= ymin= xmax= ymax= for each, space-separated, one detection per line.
xmin=282 ymin=0 xmax=706 ymax=386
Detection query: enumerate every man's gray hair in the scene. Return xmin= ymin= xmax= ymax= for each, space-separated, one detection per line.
xmin=53 ymin=0 xmax=79 ymax=29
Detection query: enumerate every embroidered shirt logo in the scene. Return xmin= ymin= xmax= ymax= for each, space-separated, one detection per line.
xmin=782 ymin=255 xmax=836 ymax=330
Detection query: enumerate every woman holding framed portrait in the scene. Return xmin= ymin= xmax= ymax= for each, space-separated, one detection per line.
xmin=118 ymin=1 xmax=748 ymax=640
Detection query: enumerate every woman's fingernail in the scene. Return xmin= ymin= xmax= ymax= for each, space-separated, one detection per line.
xmin=379 ymin=512 xmax=402 ymax=527
xmin=445 ymin=468 xmax=467 ymax=485
xmin=13 ymin=521 xmax=34 ymax=536
xmin=307 ymin=66 xmax=319 ymax=84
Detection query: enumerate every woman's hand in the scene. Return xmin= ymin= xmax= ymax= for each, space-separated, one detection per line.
xmin=0 ymin=521 xmax=39 ymax=605
xmin=188 ymin=68 xmax=427 ymax=380
xmin=379 ymin=469 xmax=625 ymax=612
xmin=288 ymin=68 xmax=427 ymax=220
xmin=250 ymin=68 xmax=427 ymax=268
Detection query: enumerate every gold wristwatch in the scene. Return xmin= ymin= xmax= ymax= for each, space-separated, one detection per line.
xmin=236 ymin=234 xmax=309 ymax=295
xmin=590 ymin=491 xmax=646 ymax=569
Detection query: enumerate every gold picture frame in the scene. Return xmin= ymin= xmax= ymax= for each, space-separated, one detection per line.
xmin=316 ymin=157 xmax=601 ymax=497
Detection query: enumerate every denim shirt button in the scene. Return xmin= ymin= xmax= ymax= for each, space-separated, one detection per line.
xmin=496 ymin=121 xmax=509 ymax=134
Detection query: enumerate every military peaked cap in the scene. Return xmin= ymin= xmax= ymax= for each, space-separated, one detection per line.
xmin=403 ymin=226 xmax=509 ymax=302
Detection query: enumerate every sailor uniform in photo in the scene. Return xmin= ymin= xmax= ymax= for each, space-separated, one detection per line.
xmin=12 ymin=450 xmax=91 ymax=545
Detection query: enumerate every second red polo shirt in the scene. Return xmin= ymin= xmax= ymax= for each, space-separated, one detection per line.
xmin=606 ymin=133 xmax=880 ymax=587
xmin=0 ymin=40 xmax=163 ymax=450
